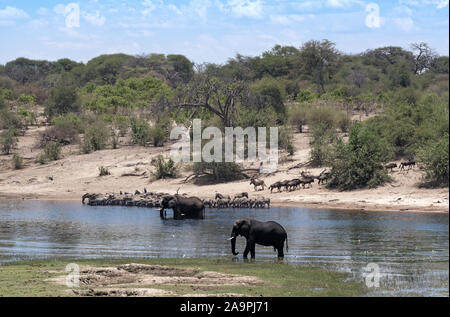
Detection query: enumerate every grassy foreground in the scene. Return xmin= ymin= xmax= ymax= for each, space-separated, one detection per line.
xmin=0 ymin=258 xmax=367 ymax=297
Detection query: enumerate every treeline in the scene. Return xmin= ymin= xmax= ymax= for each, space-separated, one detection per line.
xmin=0 ymin=40 xmax=448 ymax=188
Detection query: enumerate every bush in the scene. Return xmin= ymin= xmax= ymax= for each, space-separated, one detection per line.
xmin=278 ymin=125 xmax=294 ymax=155
xmin=0 ymin=109 xmax=22 ymax=131
xmin=150 ymin=126 xmax=166 ymax=147
xmin=418 ymin=135 xmax=449 ymax=187
xmin=12 ymin=154 xmax=23 ymax=169
xmin=289 ymin=103 xmax=311 ymax=133
xmin=39 ymin=113 xmax=84 ymax=146
xmin=1 ymin=128 xmax=18 ymax=155
xmin=131 ymin=118 xmax=151 ymax=146
xmin=82 ymin=122 xmax=110 ymax=153
xmin=295 ymin=89 xmax=317 ymax=102
xmin=45 ymin=84 xmax=81 ymax=118
xmin=151 ymin=155 xmax=179 ymax=180
xmin=193 ymin=161 xmax=243 ymax=183
xmin=98 ymin=166 xmax=111 ymax=176
xmin=328 ymin=123 xmax=390 ymax=190
xmin=309 ymin=123 xmax=336 ymax=167
xmin=43 ymin=141 xmax=62 ymax=161
xmin=35 ymin=153 xmax=47 ymax=165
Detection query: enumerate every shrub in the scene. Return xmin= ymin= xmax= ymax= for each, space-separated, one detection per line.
xmin=36 ymin=153 xmax=47 ymax=165
xmin=150 ymin=126 xmax=166 ymax=147
xmin=43 ymin=141 xmax=61 ymax=161
xmin=18 ymin=94 xmax=35 ymax=104
xmin=12 ymin=154 xmax=23 ymax=169
xmin=1 ymin=128 xmax=18 ymax=155
xmin=98 ymin=166 xmax=111 ymax=176
xmin=309 ymin=123 xmax=336 ymax=167
xmin=193 ymin=161 xmax=243 ymax=183
xmin=131 ymin=118 xmax=151 ymax=146
xmin=289 ymin=103 xmax=311 ymax=133
xmin=151 ymin=155 xmax=179 ymax=180
xmin=39 ymin=113 xmax=84 ymax=146
xmin=0 ymin=109 xmax=22 ymax=131
xmin=278 ymin=125 xmax=294 ymax=155
xmin=82 ymin=122 xmax=110 ymax=153
xmin=295 ymin=89 xmax=317 ymax=102
xmin=417 ymin=135 xmax=449 ymax=187
xmin=45 ymin=84 xmax=81 ymax=117
xmin=327 ymin=123 xmax=390 ymax=190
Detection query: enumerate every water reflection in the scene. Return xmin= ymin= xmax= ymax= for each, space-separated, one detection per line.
xmin=0 ymin=200 xmax=448 ymax=296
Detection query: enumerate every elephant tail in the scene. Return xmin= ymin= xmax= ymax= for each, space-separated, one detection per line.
xmin=285 ymin=234 xmax=289 ymax=253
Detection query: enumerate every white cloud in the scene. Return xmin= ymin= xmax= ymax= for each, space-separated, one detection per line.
xmin=399 ymin=0 xmax=448 ymax=8
xmin=395 ymin=17 xmax=414 ymax=31
xmin=326 ymin=0 xmax=364 ymax=7
xmin=53 ymin=4 xmax=66 ymax=15
xmin=37 ymin=8 xmax=49 ymax=16
xmin=270 ymin=14 xmax=306 ymax=25
xmin=83 ymin=11 xmax=106 ymax=26
xmin=0 ymin=6 xmax=29 ymax=19
xmin=168 ymin=4 xmax=183 ymax=15
xmin=189 ymin=0 xmax=212 ymax=19
xmin=227 ymin=0 xmax=264 ymax=19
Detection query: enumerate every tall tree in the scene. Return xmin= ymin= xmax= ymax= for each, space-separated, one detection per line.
xmin=298 ymin=40 xmax=340 ymax=94
xmin=174 ymin=65 xmax=247 ymax=127
xmin=410 ymin=42 xmax=438 ymax=74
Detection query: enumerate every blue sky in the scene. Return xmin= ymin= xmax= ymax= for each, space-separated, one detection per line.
xmin=0 ymin=0 xmax=448 ymax=64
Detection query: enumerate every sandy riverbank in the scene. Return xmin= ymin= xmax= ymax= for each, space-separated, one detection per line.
xmin=0 ymin=126 xmax=448 ymax=213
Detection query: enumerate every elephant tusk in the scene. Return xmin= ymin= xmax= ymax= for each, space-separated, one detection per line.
xmin=227 ymin=236 xmax=236 ymax=240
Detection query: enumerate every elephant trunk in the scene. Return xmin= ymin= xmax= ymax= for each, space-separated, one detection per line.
xmin=160 ymin=208 xmax=165 ymax=219
xmin=230 ymin=235 xmax=239 ymax=256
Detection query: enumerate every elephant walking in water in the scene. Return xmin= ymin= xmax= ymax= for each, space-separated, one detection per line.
xmin=229 ymin=218 xmax=288 ymax=259
xmin=160 ymin=195 xmax=205 ymax=220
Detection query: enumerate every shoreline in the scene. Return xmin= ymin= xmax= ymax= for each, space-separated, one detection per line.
xmin=1 ymin=192 xmax=448 ymax=214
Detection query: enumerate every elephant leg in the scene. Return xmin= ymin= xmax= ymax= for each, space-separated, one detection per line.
xmin=250 ymin=242 xmax=256 ymax=259
xmin=243 ymin=240 xmax=252 ymax=259
xmin=277 ymin=243 xmax=284 ymax=258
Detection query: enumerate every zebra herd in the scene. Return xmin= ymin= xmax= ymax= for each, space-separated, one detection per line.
xmin=203 ymin=193 xmax=271 ymax=209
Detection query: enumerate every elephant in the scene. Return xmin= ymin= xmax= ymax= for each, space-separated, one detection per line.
xmin=229 ymin=218 xmax=288 ymax=259
xmin=160 ymin=195 xmax=205 ymax=220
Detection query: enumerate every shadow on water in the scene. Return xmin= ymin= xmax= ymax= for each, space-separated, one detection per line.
xmin=0 ymin=200 xmax=448 ymax=296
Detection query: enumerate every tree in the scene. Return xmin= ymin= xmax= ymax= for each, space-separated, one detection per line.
xmin=175 ymin=66 xmax=247 ymax=127
xmin=410 ymin=42 xmax=438 ymax=74
xmin=45 ymin=83 xmax=81 ymax=117
xmin=418 ymin=134 xmax=449 ymax=187
xmin=250 ymin=77 xmax=286 ymax=117
xmin=167 ymin=54 xmax=194 ymax=84
xmin=298 ymin=40 xmax=340 ymax=94
xmin=363 ymin=46 xmax=414 ymax=73
xmin=1 ymin=128 xmax=18 ymax=155
xmin=387 ymin=60 xmax=412 ymax=87
xmin=430 ymin=56 xmax=449 ymax=74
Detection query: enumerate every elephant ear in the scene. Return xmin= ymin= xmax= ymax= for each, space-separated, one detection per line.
xmin=238 ymin=219 xmax=250 ymax=236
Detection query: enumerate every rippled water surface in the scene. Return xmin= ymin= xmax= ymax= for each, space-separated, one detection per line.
xmin=0 ymin=200 xmax=448 ymax=296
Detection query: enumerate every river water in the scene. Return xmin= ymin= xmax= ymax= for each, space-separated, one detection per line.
xmin=0 ymin=200 xmax=448 ymax=296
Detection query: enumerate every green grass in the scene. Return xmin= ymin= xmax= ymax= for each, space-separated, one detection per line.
xmin=0 ymin=258 xmax=368 ymax=297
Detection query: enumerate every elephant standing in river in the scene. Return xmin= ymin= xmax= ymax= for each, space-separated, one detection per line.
xmin=160 ymin=195 xmax=205 ymax=220
xmin=229 ymin=218 xmax=288 ymax=259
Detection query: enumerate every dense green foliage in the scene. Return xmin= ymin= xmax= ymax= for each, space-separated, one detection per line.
xmin=328 ymin=123 xmax=390 ymax=190
xmin=0 ymin=40 xmax=448 ymax=186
